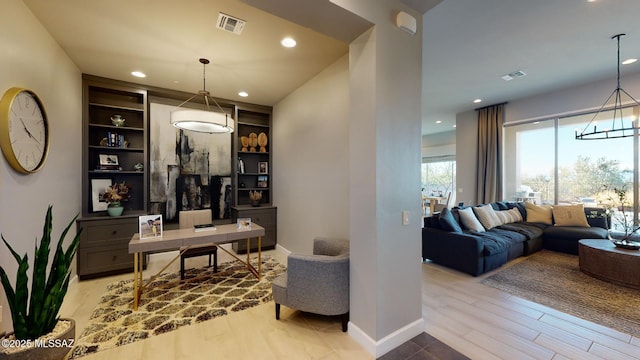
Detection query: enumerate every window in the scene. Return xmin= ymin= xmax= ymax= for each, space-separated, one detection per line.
xmin=504 ymin=106 xmax=639 ymax=231
xmin=422 ymin=155 xmax=456 ymax=210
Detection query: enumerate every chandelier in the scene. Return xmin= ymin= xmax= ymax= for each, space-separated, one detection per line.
xmin=170 ymin=58 xmax=234 ymax=134
xmin=575 ymin=34 xmax=640 ymax=140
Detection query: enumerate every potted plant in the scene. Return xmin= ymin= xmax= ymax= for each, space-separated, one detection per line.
xmin=249 ymin=190 xmax=262 ymax=207
xmin=601 ymin=184 xmax=640 ymax=249
xmin=102 ymin=181 xmax=130 ymax=216
xmin=0 ymin=206 xmax=81 ymax=359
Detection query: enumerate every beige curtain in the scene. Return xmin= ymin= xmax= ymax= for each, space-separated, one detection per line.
xmin=475 ymin=104 xmax=504 ymax=204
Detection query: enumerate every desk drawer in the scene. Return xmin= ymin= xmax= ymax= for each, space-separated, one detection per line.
xmin=78 ymin=244 xmax=134 ymax=279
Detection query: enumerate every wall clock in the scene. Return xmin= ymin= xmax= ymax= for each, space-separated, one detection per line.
xmin=0 ymin=87 xmax=50 ymax=174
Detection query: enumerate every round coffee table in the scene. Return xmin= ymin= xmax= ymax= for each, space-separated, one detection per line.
xmin=578 ymin=239 xmax=640 ymax=290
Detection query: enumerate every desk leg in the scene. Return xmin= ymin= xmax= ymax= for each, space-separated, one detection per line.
xmin=258 ymin=236 xmax=262 ymax=280
xmin=246 ymin=237 xmax=250 ymax=269
xmin=133 ymin=252 xmax=139 ymax=310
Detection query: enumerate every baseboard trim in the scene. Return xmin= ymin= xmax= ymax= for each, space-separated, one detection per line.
xmin=275 ymin=243 xmax=291 ymax=256
xmin=348 ymin=318 xmax=424 ymax=357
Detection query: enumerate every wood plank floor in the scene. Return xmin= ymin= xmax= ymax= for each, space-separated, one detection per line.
xmin=59 ymin=248 xmax=640 ymax=359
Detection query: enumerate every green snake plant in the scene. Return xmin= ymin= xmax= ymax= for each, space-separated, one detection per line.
xmin=0 ymin=206 xmax=81 ymax=340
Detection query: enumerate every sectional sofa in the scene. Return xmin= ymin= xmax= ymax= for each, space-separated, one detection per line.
xmin=421 ymin=202 xmax=610 ymax=276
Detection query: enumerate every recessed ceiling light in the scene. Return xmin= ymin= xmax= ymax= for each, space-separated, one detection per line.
xmin=238 ymin=91 xmax=249 ymax=97
xmin=453 ymin=124 xmax=456 ymax=128
xmin=131 ymin=71 xmax=146 ymax=78
xmin=622 ymin=58 xmax=638 ymax=65
xmin=473 ymin=99 xmax=482 ymax=103
xmin=281 ymin=37 xmax=296 ymax=48
xmin=436 ymin=120 xmax=442 ymax=124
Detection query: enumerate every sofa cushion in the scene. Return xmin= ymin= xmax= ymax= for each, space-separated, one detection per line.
xmin=439 ymin=208 xmax=463 ymax=233
xmin=473 ymin=204 xmax=502 ymax=230
xmin=525 ymin=202 xmax=553 ymax=224
xmin=552 ymin=204 xmax=590 ymax=227
xmin=477 ymin=228 xmax=526 ymax=255
xmin=458 ymin=207 xmax=485 ymax=232
xmin=543 ymin=225 xmax=608 ymax=242
xmin=498 ymin=222 xmax=545 ymax=240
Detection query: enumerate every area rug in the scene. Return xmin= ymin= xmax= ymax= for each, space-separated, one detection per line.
xmin=70 ymin=256 xmax=286 ymax=359
xmin=481 ymin=250 xmax=640 ymax=337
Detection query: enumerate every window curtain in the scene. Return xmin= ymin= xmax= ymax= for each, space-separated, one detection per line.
xmin=475 ymin=103 xmax=504 ymax=204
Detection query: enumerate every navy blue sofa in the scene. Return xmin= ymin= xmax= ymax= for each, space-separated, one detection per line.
xmin=421 ymin=202 xmax=609 ymax=276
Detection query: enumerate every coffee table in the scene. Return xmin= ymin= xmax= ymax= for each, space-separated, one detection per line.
xmin=578 ymin=239 xmax=640 ymax=290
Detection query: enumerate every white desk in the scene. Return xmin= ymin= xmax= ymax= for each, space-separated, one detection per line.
xmin=128 ymin=223 xmax=265 ymax=310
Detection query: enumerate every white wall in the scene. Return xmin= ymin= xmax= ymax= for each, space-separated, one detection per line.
xmin=273 ymin=55 xmax=350 ymax=254
xmin=422 ymin=130 xmax=455 ymax=158
xmin=455 ymin=71 xmax=640 ymax=205
xmin=0 ymin=0 xmax=82 ymax=332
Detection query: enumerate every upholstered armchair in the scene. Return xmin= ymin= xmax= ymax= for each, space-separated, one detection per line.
xmin=271 ymin=238 xmax=350 ymax=332
xmin=179 ymin=209 xmax=217 ymax=279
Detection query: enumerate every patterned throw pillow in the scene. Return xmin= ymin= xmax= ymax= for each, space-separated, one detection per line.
xmin=472 ymin=204 xmax=502 ymax=230
xmin=495 ymin=207 xmax=523 ymax=224
xmin=552 ymin=204 xmax=590 ymax=227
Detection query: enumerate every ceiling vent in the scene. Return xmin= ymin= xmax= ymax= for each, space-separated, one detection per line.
xmin=501 ymin=70 xmax=527 ymax=81
xmin=217 ymin=13 xmax=245 ymax=35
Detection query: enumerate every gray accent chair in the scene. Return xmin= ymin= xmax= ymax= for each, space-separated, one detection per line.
xmin=272 ymin=238 xmax=350 ymax=332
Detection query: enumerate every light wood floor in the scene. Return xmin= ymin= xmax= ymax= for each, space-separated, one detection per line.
xmin=60 ymin=249 xmax=640 ymax=359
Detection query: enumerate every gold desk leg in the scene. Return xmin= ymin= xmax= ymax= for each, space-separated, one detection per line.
xmin=258 ymin=236 xmax=262 ymax=280
xmin=133 ymin=252 xmax=139 ymax=310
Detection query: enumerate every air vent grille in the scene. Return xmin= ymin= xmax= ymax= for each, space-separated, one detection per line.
xmin=217 ymin=13 xmax=245 ymax=35
xmin=501 ymin=70 xmax=527 ymax=81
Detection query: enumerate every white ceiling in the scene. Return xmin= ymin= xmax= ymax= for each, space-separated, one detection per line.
xmin=22 ymin=0 xmax=640 ymax=136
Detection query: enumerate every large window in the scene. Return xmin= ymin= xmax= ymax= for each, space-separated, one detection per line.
xmin=504 ymin=107 xmax=638 ymax=231
xmin=422 ymin=155 xmax=456 ymax=208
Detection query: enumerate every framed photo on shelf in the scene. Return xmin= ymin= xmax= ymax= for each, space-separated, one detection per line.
xmin=258 ymin=161 xmax=268 ymax=174
xmin=139 ymin=215 xmax=163 ymax=239
xmin=257 ymin=176 xmax=268 ymax=188
xmin=91 ymin=179 xmax=112 ymax=212
xmin=99 ymin=154 xmax=119 ymax=166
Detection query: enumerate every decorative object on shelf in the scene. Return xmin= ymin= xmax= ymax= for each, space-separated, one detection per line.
xmin=110 ymin=114 xmax=126 ymax=127
xmin=249 ymin=190 xmax=262 ymax=207
xmin=0 ymin=206 xmax=80 ymax=359
xmin=98 ymin=154 xmax=119 ymax=170
xmin=257 ymin=175 xmax=268 ymax=188
xmin=240 ymin=136 xmax=249 ymax=151
xmin=102 ymin=181 xmax=130 ymax=217
xmin=238 ymin=157 xmax=245 ymax=174
xmin=91 ymin=179 xmax=112 ymax=212
xmin=258 ymin=132 xmax=268 ymax=152
xmin=248 ymin=132 xmax=258 ymax=151
xmin=170 ymin=58 xmax=234 ymax=134
xmin=139 ymin=214 xmax=163 ymax=239
xmin=134 ymin=162 xmax=144 ymax=172
xmin=258 ymin=161 xmax=268 ymax=174
xmin=0 ymin=87 xmax=50 ymax=174
xmin=576 ymin=34 xmax=640 ymax=140
xmin=602 ymin=183 xmax=640 ymax=250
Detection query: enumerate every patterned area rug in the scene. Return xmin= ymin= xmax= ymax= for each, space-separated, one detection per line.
xmin=70 ymin=256 xmax=286 ymax=359
xmin=481 ymin=250 xmax=640 ymax=337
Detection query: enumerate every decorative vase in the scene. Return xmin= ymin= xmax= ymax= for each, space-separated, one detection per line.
xmin=107 ymin=203 xmax=124 ymax=217
xmin=251 ymin=200 xmax=261 ymax=207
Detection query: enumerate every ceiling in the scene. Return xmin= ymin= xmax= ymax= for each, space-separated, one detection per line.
xmin=22 ymin=0 xmax=640 ymax=136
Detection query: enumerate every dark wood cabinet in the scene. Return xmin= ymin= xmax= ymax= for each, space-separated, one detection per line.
xmin=231 ymin=206 xmax=277 ymax=253
xmin=78 ymin=75 xmax=148 ymax=278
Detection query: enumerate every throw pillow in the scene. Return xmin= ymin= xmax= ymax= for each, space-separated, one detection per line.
xmin=472 ymin=204 xmax=502 ymax=230
xmin=458 ymin=207 xmax=485 ymax=232
xmin=553 ymin=204 xmax=590 ymax=227
xmin=495 ymin=207 xmax=523 ymax=225
xmin=438 ymin=207 xmax=463 ymax=233
xmin=525 ymin=202 xmax=553 ymax=224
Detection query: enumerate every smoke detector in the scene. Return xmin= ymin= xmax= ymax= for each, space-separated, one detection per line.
xmin=501 ymin=70 xmax=527 ymax=81
xmin=217 ymin=13 xmax=246 ymax=35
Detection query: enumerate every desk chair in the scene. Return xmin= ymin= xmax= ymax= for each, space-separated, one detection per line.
xmin=179 ymin=209 xmax=218 ymax=279
xmin=433 ymin=192 xmax=452 ymax=213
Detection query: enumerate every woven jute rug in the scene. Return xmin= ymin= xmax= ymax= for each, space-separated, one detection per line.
xmin=481 ymin=250 xmax=640 ymax=337
xmin=70 ymin=256 xmax=286 ymax=359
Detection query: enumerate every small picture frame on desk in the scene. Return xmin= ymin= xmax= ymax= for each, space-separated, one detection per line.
xmin=258 ymin=161 xmax=268 ymax=174
xmin=139 ymin=215 xmax=163 ymax=239
xmin=237 ymin=218 xmax=252 ymax=229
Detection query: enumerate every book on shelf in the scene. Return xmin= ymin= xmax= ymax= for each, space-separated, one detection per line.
xmin=194 ymin=224 xmax=216 ymax=232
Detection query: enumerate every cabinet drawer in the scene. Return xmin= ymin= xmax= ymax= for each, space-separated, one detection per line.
xmin=78 ymin=218 xmax=138 ymax=247
xmin=78 ymin=244 xmax=134 ymax=278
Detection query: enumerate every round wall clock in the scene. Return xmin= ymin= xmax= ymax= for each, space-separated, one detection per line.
xmin=0 ymin=87 xmax=50 ymax=174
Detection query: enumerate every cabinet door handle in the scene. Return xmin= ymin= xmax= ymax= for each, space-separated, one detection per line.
xmin=112 ymin=255 xmax=117 ymax=262
xmin=112 ymin=230 xmax=118 ymax=235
